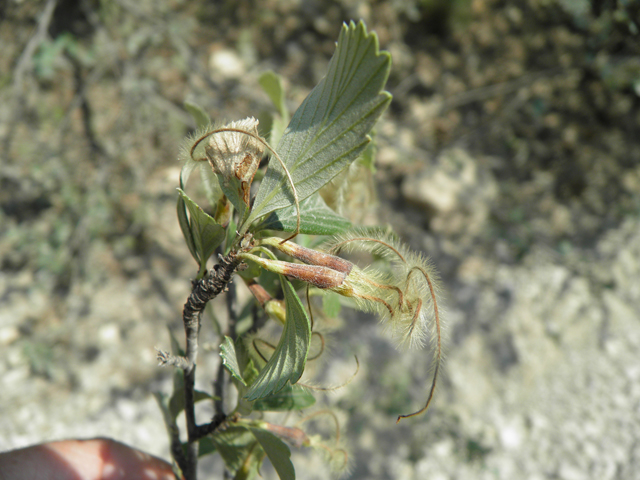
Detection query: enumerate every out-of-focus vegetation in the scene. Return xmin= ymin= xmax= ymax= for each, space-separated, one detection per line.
xmin=1 ymin=0 xmax=639 ymax=478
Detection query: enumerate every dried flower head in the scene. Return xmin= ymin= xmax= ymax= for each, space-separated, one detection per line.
xmin=179 ymin=117 xmax=301 ymax=236
xmin=203 ymin=117 xmax=265 ymax=206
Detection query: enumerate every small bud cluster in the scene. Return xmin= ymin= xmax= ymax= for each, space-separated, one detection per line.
xmin=179 ymin=117 xmax=266 ymax=207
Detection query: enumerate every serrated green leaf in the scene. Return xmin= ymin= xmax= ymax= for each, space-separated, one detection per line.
xmin=221 ymin=336 xmax=246 ymax=386
xmin=245 ymin=21 xmax=391 ymax=229
xmin=177 ymin=188 xmax=225 ymax=275
xmin=253 ymin=384 xmax=316 ymax=412
xmin=184 ymin=100 xmax=212 ymax=128
xmin=359 ymin=132 xmax=377 ymax=172
xmin=249 ymin=428 xmax=295 ymax=480
xmin=245 ymin=278 xmax=311 ymax=401
xmin=255 ymin=193 xmax=351 ymax=235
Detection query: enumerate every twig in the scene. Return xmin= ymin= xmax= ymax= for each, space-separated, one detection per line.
xmin=66 ymin=53 xmax=107 ymax=158
xmin=153 ymin=392 xmax=187 ymax=480
xmin=180 ymin=251 xmax=242 ymax=480
xmin=156 ymin=349 xmax=192 ymax=370
xmin=3 ymin=0 xmax=58 ymax=156
xmin=12 ymin=0 xmax=58 ymax=94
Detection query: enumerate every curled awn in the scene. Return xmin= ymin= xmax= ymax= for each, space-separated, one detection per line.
xmin=249 ymin=231 xmax=443 ymax=421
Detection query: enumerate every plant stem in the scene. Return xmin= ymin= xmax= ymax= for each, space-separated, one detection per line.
xmin=179 ymin=251 xmax=242 ymax=480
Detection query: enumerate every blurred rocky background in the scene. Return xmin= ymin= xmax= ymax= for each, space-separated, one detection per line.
xmin=1 ymin=0 xmax=639 ymax=479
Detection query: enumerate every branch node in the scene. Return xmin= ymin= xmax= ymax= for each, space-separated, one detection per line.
xmin=156 ymin=348 xmax=193 ymax=370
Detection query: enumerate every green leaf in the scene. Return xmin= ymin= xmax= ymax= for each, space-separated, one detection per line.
xmin=253 ymin=384 xmax=316 ymax=411
xmin=153 ymin=391 xmax=173 ymax=430
xmin=220 ymin=336 xmax=246 ymax=386
xmin=211 ymin=427 xmax=262 ymax=477
xmin=271 ymin=116 xmax=288 ymax=150
xmin=217 ymin=175 xmax=249 ymax=226
xmin=255 ymin=193 xmax=351 ymax=235
xmin=245 ymin=21 xmax=391 ymax=228
xmin=168 ymin=327 xmax=185 ymax=357
xmin=224 ymin=210 xmax=238 ymax=255
xmin=238 ymin=341 xmax=260 ymax=386
xmin=179 ymin=148 xmax=223 ymax=206
xmin=234 ymin=445 xmax=263 ymax=480
xmin=198 ymin=162 xmax=224 ymax=206
xmin=232 ymin=338 xmax=260 ymax=416
xmin=168 ymin=369 xmax=215 ymax=421
xmin=259 ymin=71 xmax=289 ymax=122
xmin=197 ymin=436 xmax=217 ymax=457
xmin=245 ymin=278 xmax=311 ymax=401
xmin=177 ymin=194 xmax=199 ymax=265
xmin=177 ymin=188 xmax=226 ymax=276
xmin=184 ymin=100 xmax=212 ymax=128
xmin=259 ymin=71 xmax=289 ymax=147
xmin=249 ymin=428 xmax=295 ymax=480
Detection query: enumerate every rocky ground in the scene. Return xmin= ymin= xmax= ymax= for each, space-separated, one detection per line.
xmin=1 ymin=0 xmax=640 ymax=479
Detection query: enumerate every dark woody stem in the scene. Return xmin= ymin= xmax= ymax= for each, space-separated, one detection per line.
xmin=179 ymin=251 xmax=242 ymax=480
